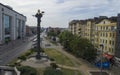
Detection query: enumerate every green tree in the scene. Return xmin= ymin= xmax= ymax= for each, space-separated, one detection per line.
xmin=58 ymin=30 xmax=74 ymax=51
xmin=47 ymin=30 xmax=56 ymax=37
xmin=59 ymin=30 xmax=97 ymax=62
xmin=44 ymin=67 xmax=63 ymax=75
xmin=17 ymin=66 xmax=37 ymax=75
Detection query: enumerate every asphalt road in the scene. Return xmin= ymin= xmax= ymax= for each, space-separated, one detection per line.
xmin=0 ymin=37 xmax=35 ymax=65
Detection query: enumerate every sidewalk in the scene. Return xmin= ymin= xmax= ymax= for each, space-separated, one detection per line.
xmin=0 ymin=35 xmax=36 ymax=52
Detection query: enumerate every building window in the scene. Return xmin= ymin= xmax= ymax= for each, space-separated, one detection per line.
xmin=112 ymin=48 xmax=114 ymax=53
xmin=100 ymin=33 xmax=102 ymax=36
xmin=110 ymin=33 xmax=111 ymax=37
xmin=3 ymin=14 xmax=11 ymax=36
xmin=111 ymin=26 xmax=114 ymax=31
xmin=100 ymin=39 xmax=102 ymax=43
xmin=17 ymin=19 xmax=21 ymax=39
xmin=106 ymin=33 xmax=108 ymax=37
xmin=113 ymin=33 xmax=115 ymax=38
xmin=109 ymin=48 xmax=111 ymax=52
xmin=112 ymin=41 xmax=114 ymax=45
xmin=3 ymin=14 xmax=11 ymax=42
xmin=109 ymin=40 xmax=111 ymax=45
xmin=106 ymin=26 xmax=108 ymax=30
xmin=103 ymin=39 xmax=104 ymax=43
xmin=103 ymin=26 xmax=105 ymax=30
xmin=105 ymin=46 xmax=107 ymax=50
xmin=106 ymin=40 xmax=107 ymax=44
xmin=103 ymin=33 xmax=105 ymax=37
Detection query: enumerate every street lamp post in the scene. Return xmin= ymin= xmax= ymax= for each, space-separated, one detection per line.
xmin=33 ymin=9 xmax=44 ymax=59
xmin=100 ymin=44 xmax=104 ymax=75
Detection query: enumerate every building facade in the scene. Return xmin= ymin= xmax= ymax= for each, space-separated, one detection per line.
xmin=78 ymin=20 xmax=86 ymax=37
xmin=84 ymin=19 xmax=96 ymax=43
xmin=0 ymin=3 xmax=26 ymax=44
xmin=69 ymin=19 xmax=96 ymax=43
xmin=115 ymin=14 xmax=120 ymax=58
xmin=26 ymin=25 xmax=33 ymax=36
xmin=95 ymin=18 xmax=117 ymax=55
xmin=69 ymin=16 xmax=118 ymax=55
xmin=69 ymin=20 xmax=79 ymax=35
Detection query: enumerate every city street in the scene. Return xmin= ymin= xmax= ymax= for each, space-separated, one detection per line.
xmin=40 ymin=32 xmax=99 ymax=75
xmin=41 ymin=32 xmax=120 ymax=75
xmin=0 ymin=1 xmax=120 ymax=75
xmin=0 ymin=36 xmax=36 ymax=65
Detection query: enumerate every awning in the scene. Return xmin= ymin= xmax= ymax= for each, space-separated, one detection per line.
xmin=103 ymin=53 xmax=113 ymax=60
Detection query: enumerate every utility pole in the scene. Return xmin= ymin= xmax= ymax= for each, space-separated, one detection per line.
xmin=100 ymin=44 xmax=104 ymax=75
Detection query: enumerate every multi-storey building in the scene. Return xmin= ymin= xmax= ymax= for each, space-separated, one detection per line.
xmin=78 ymin=20 xmax=86 ymax=37
xmin=115 ymin=14 xmax=120 ymax=59
xmin=69 ymin=20 xmax=86 ymax=37
xmin=84 ymin=19 xmax=96 ymax=43
xmin=0 ymin=3 xmax=26 ymax=44
xmin=26 ymin=25 xmax=33 ymax=36
xmin=69 ymin=16 xmax=118 ymax=55
xmin=69 ymin=20 xmax=79 ymax=35
xmin=94 ymin=17 xmax=117 ymax=55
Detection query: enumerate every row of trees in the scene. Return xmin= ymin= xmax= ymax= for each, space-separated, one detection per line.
xmin=46 ymin=28 xmax=61 ymax=38
xmin=58 ymin=30 xmax=97 ymax=62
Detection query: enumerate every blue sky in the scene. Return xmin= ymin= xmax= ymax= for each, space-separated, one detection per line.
xmin=0 ymin=0 xmax=120 ymax=28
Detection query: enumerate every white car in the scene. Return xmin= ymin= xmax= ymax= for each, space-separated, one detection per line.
xmin=33 ymin=38 xmax=37 ymax=42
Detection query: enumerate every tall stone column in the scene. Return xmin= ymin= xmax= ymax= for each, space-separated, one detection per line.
xmin=34 ymin=10 xmax=44 ymax=59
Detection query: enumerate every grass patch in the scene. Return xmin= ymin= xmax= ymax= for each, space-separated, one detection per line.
xmin=78 ymin=71 xmax=82 ymax=75
xmin=42 ymin=67 xmax=82 ymax=75
xmin=62 ymin=68 xmax=82 ymax=75
xmin=50 ymin=41 xmax=58 ymax=46
xmin=36 ymin=68 xmax=45 ymax=75
xmin=44 ymin=48 xmax=74 ymax=67
xmin=44 ymin=67 xmax=63 ymax=75
xmin=62 ymin=68 xmax=75 ymax=75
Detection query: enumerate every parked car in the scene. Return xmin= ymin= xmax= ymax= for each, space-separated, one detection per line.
xmin=33 ymin=38 xmax=37 ymax=42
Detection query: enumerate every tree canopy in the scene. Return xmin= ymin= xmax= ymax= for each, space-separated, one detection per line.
xmin=59 ymin=30 xmax=97 ymax=62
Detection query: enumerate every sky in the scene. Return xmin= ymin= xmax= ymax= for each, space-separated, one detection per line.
xmin=0 ymin=0 xmax=120 ymax=28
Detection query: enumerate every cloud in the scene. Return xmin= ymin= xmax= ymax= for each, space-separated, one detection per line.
xmin=0 ymin=0 xmax=120 ymax=28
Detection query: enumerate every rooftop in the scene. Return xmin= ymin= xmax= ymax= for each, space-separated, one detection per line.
xmin=0 ymin=3 xmax=26 ymax=18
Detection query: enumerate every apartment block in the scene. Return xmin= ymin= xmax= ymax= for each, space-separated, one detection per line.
xmin=69 ymin=16 xmax=118 ymax=55
xmin=95 ymin=17 xmax=117 ymax=55
xmin=69 ymin=20 xmax=86 ymax=37
xmin=0 ymin=3 xmax=26 ymax=44
xmin=69 ymin=20 xmax=79 ymax=35
xmin=84 ymin=19 xmax=96 ymax=43
xmin=115 ymin=14 xmax=120 ymax=58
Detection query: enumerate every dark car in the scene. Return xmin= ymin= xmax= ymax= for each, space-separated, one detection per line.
xmin=45 ymin=44 xmax=51 ymax=46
